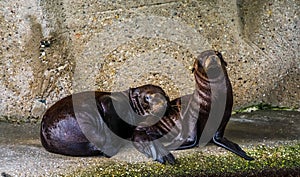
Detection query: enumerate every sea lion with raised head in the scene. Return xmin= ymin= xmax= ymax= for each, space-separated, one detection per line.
xmin=132 ymin=50 xmax=254 ymax=164
xmin=179 ymin=50 xmax=254 ymax=160
xmin=40 ymin=84 xmax=169 ymax=157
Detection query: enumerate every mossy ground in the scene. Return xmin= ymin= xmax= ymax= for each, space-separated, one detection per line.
xmin=65 ymin=142 xmax=300 ymax=177
xmin=232 ymin=103 xmax=297 ymax=114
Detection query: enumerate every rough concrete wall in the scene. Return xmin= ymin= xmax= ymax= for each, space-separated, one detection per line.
xmin=0 ymin=0 xmax=299 ymax=121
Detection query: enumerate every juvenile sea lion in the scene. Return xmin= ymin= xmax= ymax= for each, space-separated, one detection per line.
xmin=40 ymin=84 xmax=169 ymax=157
xmin=132 ymin=50 xmax=253 ymax=164
xmin=179 ymin=50 xmax=254 ymax=160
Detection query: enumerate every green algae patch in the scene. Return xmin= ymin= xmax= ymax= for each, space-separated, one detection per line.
xmin=232 ymin=103 xmax=297 ymax=114
xmin=65 ymin=143 xmax=300 ymax=177
xmin=0 ymin=115 xmax=40 ymax=124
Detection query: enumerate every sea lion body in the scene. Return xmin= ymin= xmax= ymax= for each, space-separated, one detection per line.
xmin=132 ymin=50 xmax=253 ymax=164
xmin=41 ymin=50 xmax=253 ymax=164
xmin=41 ymin=92 xmax=105 ymax=156
xmin=175 ymin=49 xmax=234 ymax=148
xmin=180 ymin=50 xmax=253 ymax=161
xmin=40 ymin=85 xmax=169 ymax=157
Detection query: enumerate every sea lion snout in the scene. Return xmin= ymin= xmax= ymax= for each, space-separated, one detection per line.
xmin=194 ymin=50 xmax=226 ymax=67
xmin=205 ymin=55 xmax=221 ymax=69
xmin=129 ymin=85 xmax=169 ymax=118
xmin=193 ymin=50 xmax=227 ymax=79
xmin=147 ymin=93 xmax=168 ymax=116
xmin=194 ymin=50 xmax=215 ymax=71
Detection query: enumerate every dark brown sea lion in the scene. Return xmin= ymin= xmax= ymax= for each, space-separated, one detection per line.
xmin=40 ymin=84 xmax=169 ymax=157
xmin=178 ymin=50 xmax=254 ymax=160
xmin=132 ymin=50 xmax=254 ymax=164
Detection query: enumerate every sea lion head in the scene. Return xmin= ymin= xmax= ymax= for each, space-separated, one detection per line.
xmin=193 ymin=50 xmax=228 ymax=79
xmin=129 ymin=84 xmax=170 ymax=121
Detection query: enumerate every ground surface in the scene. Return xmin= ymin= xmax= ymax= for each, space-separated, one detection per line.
xmin=0 ymin=110 xmax=299 ymax=176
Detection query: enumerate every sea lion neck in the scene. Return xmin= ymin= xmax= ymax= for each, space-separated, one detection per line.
xmin=128 ymin=87 xmax=145 ymax=116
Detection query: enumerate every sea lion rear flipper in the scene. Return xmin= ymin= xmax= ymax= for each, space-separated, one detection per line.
xmin=212 ymin=135 xmax=254 ymax=161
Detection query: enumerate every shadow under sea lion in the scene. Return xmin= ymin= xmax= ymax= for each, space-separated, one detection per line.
xmin=40 ymin=84 xmax=169 ymax=157
xmin=132 ymin=50 xmax=254 ymax=164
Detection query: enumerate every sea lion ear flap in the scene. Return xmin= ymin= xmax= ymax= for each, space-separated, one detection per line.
xmin=215 ymin=51 xmax=227 ymax=67
xmin=191 ymin=67 xmax=195 ymax=73
xmin=129 ymin=87 xmax=140 ymax=98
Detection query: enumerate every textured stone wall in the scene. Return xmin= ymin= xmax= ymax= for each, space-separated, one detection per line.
xmin=0 ymin=0 xmax=299 ymax=121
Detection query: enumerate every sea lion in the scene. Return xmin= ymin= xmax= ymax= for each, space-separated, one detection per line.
xmin=40 ymin=84 xmax=169 ymax=157
xmin=178 ymin=50 xmax=254 ymax=160
xmin=132 ymin=50 xmax=253 ymax=164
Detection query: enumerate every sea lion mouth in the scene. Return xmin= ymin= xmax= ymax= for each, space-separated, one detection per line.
xmin=206 ymin=66 xmax=223 ymax=79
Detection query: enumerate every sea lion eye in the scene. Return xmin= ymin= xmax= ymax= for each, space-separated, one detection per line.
xmin=144 ymin=95 xmax=152 ymax=103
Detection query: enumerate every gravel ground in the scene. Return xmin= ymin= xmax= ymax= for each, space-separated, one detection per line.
xmin=0 ymin=110 xmax=299 ymax=176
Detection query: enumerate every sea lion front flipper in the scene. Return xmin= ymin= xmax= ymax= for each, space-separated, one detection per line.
xmin=145 ymin=140 xmax=175 ymax=164
xmin=212 ymin=135 xmax=254 ymax=161
xmin=132 ymin=127 xmax=176 ymax=164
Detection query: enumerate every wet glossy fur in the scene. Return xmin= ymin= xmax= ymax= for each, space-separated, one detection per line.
xmin=40 ymin=84 xmax=168 ymax=157
xmin=41 ymin=50 xmax=253 ymax=164
xmin=132 ymin=50 xmax=254 ymax=164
